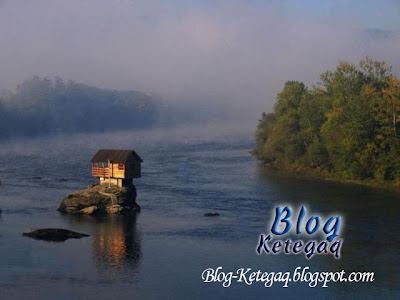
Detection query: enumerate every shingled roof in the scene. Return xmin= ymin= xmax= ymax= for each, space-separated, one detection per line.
xmin=91 ymin=149 xmax=143 ymax=163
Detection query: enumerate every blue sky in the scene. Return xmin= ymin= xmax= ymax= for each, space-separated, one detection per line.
xmin=279 ymin=0 xmax=400 ymax=30
xmin=154 ymin=0 xmax=400 ymax=31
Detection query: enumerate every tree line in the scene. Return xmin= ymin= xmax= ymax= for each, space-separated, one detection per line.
xmin=254 ymin=58 xmax=400 ymax=184
xmin=0 ymin=76 xmax=158 ymax=139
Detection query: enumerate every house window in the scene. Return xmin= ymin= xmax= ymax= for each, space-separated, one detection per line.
xmin=118 ymin=164 xmax=124 ymax=170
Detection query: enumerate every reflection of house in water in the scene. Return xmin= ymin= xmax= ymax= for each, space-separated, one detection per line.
xmin=66 ymin=214 xmax=141 ymax=272
xmin=92 ymin=215 xmax=141 ymax=270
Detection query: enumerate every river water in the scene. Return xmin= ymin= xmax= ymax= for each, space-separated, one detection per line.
xmin=0 ymin=125 xmax=398 ymax=299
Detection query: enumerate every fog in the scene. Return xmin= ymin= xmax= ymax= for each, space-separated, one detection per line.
xmin=0 ymin=0 xmax=399 ymax=122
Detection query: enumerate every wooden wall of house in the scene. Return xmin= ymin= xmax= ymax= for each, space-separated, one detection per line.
xmin=111 ymin=163 xmax=125 ymax=179
xmin=125 ymin=160 xmax=141 ymax=179
xmin=92 ymin=159 xmax=141 ymax=180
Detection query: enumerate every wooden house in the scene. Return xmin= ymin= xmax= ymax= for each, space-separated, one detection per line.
xmin=91 ymin=149 xmax=143 ymax=187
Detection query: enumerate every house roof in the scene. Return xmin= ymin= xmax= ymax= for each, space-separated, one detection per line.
xmin=91 ymin=149 xmax=143 ymax=163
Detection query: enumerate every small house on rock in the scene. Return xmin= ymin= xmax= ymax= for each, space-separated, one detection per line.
xmin=91 ymin=149 xmax=143 ymax=187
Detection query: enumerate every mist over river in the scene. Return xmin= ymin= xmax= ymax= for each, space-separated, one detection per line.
xmin=0 ymin=124 xmax=398 ymax=299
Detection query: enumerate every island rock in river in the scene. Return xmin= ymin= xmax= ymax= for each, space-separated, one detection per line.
xmin=58 ymin=184 xmax=140 ymax=215
xmin=23 ymin=229 xmax=89 ymax=242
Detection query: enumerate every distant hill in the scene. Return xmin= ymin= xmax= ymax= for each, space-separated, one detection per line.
xmin=0 ymin=76 xmax=159 ymax=139
xmin=362 ymin=28 xmax=399 ymax=41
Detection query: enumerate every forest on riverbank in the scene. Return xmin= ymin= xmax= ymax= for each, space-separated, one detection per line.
xmin=0 ymin=76 xmax=158 ymax=139
xmin=254 ymin=58 xmax=400 ymax=187
xmin=0 ymin=76 xmax=226 ymax=140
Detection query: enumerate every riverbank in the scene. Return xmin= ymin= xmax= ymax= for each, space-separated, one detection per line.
xmin=263 ymin=161 xmax=400 ymax=191
xmin=254 ymin=60 xmax=400 ymax=189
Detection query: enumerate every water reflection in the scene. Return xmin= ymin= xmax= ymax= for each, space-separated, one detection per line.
xmin=256 ymin=164 xmax=400 ymax=289
xmin=66 ymin=214 xmax=141 ymax=273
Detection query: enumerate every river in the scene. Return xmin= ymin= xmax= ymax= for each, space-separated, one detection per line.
xmin=0 ymin=124 xmax=398 ymax=299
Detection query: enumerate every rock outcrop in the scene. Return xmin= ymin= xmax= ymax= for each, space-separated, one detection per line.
xmin=204 ymin=212 xmax=220 ymax=217
xmin=58 ymin=184 xmax=140 ymax=215
xmin=23 ymin=228 xmax=89 ymax=242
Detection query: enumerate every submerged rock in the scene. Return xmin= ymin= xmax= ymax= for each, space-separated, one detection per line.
xmin=58 ymin=184 xmax=140 ymax=215
xmin=204 ymin=212 xmax=220 ymax=217
xmin=23 ymin=228 xmax=89 ymax=242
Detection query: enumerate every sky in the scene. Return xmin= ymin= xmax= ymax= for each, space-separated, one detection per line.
xmin=0 ymin=0 xmax=399 ymax=120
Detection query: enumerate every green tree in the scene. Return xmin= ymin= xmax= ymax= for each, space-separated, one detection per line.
xmin=255 ymin=58 xmax=400 ymax=185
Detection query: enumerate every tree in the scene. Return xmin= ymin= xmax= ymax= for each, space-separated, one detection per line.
xmin=255 ymin=58 xmax=400 ymax=183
